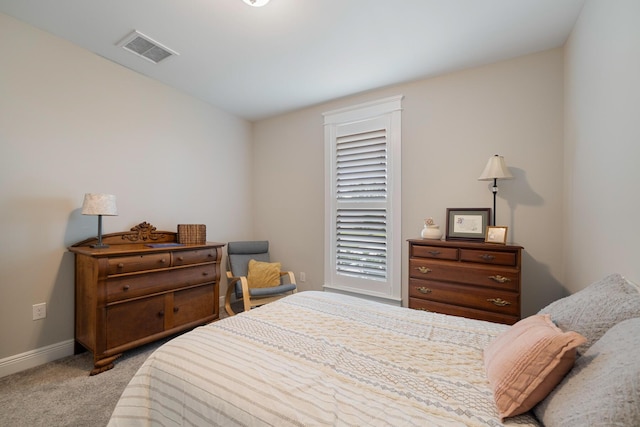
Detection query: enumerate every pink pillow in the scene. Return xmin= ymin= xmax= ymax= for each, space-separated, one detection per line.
xmin=484 ymin=314 xmax=586 ymax=419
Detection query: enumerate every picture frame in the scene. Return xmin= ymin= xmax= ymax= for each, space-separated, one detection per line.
xmin=446 ymin=208 xmax=491 ymax=241
xmin=485 ymin=226 xmax=508 ymax=244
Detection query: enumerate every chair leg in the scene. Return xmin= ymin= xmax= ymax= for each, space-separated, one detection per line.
xmin=224 ymin=284 xmax=236 ymax=316
xmin=241 ymin=277 xmax=252 ymax=313
xmin=243 ymin=295 xmax=252 ymax=312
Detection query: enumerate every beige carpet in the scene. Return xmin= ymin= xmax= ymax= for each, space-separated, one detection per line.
xmin=0 ymin=337 xmax=167 ymax=427
xmin=0 ymin=308 xmax=236 ymax=426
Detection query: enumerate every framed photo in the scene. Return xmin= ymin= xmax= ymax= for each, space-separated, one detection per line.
xmin=485 ymin=226 xmax=508 ymax=244
xmin=446 ymin=208 xmax=491 ymax=241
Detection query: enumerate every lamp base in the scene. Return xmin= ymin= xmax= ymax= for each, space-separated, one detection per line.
xmin=90 ymin=243 xmax=110 ymax=249
xmin=91 ymin=215 xmax=109 ymax=248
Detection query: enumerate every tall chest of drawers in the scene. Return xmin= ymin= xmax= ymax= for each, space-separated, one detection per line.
xmin=69 ymin=223 xmax=224 ymax=374
xmin=408 ymin=239 xmax=523 ymax=325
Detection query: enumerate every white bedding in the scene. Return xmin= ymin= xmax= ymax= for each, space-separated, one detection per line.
xmin=108 ymin=291 xmax=540 ymax=426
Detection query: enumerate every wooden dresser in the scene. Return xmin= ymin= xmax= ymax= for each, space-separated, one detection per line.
xmin=408 ymin=239 xmax=523 ymax=325
xmin=69 ymin=222 xmax=224 ymax=375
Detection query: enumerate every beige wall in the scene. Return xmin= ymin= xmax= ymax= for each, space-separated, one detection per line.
xmin=0 ymin=14 xmax=254 ymax=364
xmin=254 ymin=48 xmax=566 ymax=315
xmin=563 ymin=0 xmax=640 ymax=291
xmin=4 ymin=0 xmax=639 ymax=375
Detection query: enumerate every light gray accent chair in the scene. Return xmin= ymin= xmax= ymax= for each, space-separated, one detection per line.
xmin=224 ymin=241 xmax=297 ymax=316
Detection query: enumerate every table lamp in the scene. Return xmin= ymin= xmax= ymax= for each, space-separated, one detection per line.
xmin=81 ymin=193 xmax=118 ymax=248
xmin=478 ymin=155 xmax=513 ymax=225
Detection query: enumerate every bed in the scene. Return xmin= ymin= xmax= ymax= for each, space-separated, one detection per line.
xmin=109 ymin=274 xmax=640 ymax=426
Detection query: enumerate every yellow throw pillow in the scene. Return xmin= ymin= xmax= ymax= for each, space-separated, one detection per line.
xmin=247 ymin=259 xmax=281 ymax=289
xmin=484 ymin=314 xmax=586 ymax=420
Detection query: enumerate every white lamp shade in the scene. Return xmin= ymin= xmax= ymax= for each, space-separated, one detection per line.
xmin=81 ymin=193 xmax=118 ymax=216
xmin=242 ymin=0 xmax=270 ymax=6
xmin=478 ymin=155 xmax=513 ymax=181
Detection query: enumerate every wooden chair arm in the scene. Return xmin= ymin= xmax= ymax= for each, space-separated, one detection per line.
xmin=279 ymin=271 xmax=296 ymax=285
xmin=225 ymin=274 xmax=250 ymax=316
xmin=225 ymin=270 xmax=297 ymax=317
xmin=226 ymin=271 xmax=243 ymax=285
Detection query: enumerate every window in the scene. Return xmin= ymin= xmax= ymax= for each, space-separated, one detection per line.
xmin=323 ymin=96 xmax=403 ymax=304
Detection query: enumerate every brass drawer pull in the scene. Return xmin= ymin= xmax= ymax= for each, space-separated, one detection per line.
xmin=117 ymin=263 xmax=124 ymax=268
xmin=122 ymin=285 xmax=130 ymax=291
xmin=489 ymin=275 xmax=511 ymax=283
xmin=177 ymin=256 xmax=184 ymax=261
xmin=416 ymin=266 xmax=432 ymax=274
xmin=160 ymin=258 xmax=167 ymax=264
xmin=417 ymin=287 xmax=432 ymax=294
xmin=487 ymin=298 xmax=511 ymax=307
xmin=428 ymin=250 xmax=441 ymax=256
xmin=480 ymin=254 xmax=496 ymax=261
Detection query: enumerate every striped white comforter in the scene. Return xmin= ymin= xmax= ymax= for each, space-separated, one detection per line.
xmin=108 ymin=291 xmax=539 ymax=426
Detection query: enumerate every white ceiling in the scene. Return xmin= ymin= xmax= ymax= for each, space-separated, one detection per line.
xmin=0 ymin=0 xmax=586 ymax=121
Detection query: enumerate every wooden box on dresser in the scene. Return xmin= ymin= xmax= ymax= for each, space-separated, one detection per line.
xmin=69 ymin=222 xmax=224 ymax=375
xmin=408 ymin=239 xmax=523 ymax=325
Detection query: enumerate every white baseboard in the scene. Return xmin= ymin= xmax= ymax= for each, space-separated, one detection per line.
xmin=0 ymin=339 xmax=75 ymax=379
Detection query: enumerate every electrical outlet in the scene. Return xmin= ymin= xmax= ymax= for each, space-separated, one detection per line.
xmin=300 ymin=272 xmax=306 ymax=282
xmin=33 ymin=303 xmax=46 ymax=320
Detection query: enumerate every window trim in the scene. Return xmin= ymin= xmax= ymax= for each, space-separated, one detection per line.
xmin=323 ymin=95 xmax=403 ymax=304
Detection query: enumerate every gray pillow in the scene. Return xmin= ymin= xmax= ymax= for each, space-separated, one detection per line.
xmin=538 ymin=273 xmax=640 ymax=355
xmin=533 ymin=318 xmax=640 ymax=426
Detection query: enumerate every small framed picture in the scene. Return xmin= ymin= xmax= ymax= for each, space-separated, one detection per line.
xmin=485 ymin=226 xmax=508 ymax=244
xmin=446 ymin=208 xmax=491 ymax=241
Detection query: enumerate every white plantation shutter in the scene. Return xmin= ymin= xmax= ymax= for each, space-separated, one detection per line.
xmin=336 ymin=208 xmax=387 ymax=280
xmin=336 ymin=129 xmax=388 ymax=281
xmin=336 ymin=129 xmax=387 ymax=200
xmin=324 ymin=96 xmax=402 ymax=303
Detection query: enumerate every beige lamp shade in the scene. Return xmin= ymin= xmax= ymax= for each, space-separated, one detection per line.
xmin=478 ymin=155 xmax=513 ymax=181
xmin=81 ymin=193 xmax=118 ymax=216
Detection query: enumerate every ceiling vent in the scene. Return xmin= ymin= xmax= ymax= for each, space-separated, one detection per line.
xmin=117 ymin=30 xmax=178 ymax=64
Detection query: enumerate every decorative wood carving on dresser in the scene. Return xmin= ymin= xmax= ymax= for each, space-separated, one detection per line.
xmin=408 ymin=239 xmax=523 ymax=325
xmin=69 ymin=222 xmax=224 ymax=375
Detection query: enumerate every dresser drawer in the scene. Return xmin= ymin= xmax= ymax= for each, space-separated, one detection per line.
xmin=106 ymin=264 xmax=215 ymax=302
xmin=409 ymin=278 xmax=520 ymax=317
xmin=108 ymin=253 xmax=170 ymax=275
xmin=173 ymin=248 xmax=218 ymax=266
xmin=459 ymin=249 xmax=516 ymax=266
xmin=411 ymin=245 xmax=458 ymax=260
xmin=409 ymin=259 xmax=519 ymax=291
xmin=409 ymin=298 xmax=519 ymax=325
xmin=106 ymin=295 xmax=165 ymax=349
xmin=172 ymin=284 xmax=215 ymax=328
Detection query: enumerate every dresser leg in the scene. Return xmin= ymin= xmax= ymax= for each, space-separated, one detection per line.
xmin=90 ymin=353 xmax=122 ymax=376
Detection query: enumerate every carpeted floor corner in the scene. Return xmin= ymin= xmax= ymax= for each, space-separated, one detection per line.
xmin=0 ymin=307 xmax=237 ymax=426
xmin=0 ymin=338 xmax=166 ymax=427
